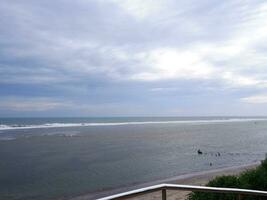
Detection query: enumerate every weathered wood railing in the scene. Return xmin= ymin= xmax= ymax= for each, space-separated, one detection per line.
xmin=97 ymin=183 xmax=267 ymax=200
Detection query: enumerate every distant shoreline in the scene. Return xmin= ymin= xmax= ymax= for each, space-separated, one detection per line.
xmin=71 ymin=161 xmax=260 ymax=200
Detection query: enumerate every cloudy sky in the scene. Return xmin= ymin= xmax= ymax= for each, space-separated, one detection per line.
xmin=1 ymin=0 xmax=267 ymax=117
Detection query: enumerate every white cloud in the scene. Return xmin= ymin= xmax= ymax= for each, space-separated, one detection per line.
xmin=241 ymin=94 xmax=267 ymax=104
xmin=3 ymin=0 xmax=267 ymax=90
xmin=127 ymin=1 xmax=267 ymax=86
xmin=109 ymin=0 xmax=165 ymax=20
xmin=150 ymin=87 xmax=177 ymax=92
xmin=130 ymin=47 xmax=215 ymax=81
xmin=221 ymin=72 xmax=267 ymax=88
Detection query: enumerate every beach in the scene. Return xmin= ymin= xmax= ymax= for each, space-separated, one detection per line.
xmin=73 ymin=162 xmax=259 ymax=200
xmin=1 ymin=117 xmax=267 ymax=200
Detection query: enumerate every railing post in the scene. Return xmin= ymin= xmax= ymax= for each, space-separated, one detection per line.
xmin=162 ymin=188 xmax=167 ymax=200
xmin=238 ymin=194 xmax=242 ymax=200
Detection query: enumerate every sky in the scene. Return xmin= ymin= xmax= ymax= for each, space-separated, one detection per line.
xmin=1 ymin=0 xmax=267 ymax=117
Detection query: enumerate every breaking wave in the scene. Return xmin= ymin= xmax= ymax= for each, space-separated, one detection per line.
xmin=0 ymin=118 xmax=266 ymax=131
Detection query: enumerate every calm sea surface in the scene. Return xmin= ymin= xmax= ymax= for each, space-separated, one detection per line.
xmin=0 ymin=117 xmax=267 ymax=200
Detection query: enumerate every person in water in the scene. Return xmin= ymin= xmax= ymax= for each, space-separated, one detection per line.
xmin=197 ymin=149 xmax=203 ymax=154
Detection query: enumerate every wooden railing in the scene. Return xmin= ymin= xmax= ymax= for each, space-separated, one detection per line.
xmin=97 ymin=183 xmax=267 ymax=200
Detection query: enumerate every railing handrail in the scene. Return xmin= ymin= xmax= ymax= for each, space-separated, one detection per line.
xmin=97 ymin=183 xmax=267 ymax=200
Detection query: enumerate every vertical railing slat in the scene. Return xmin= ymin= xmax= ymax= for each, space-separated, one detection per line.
xmin=162 ymin=188 xmax=167 ymax=200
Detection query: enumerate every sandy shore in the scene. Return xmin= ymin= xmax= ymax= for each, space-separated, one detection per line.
xmin=71 ymin=162 xmax=260 ymax=200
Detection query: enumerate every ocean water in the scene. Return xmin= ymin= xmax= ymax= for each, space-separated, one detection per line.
xmin=0 ymin=117 xmax=267 ymax=200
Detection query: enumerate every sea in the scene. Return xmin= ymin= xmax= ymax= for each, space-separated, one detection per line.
xmin=1 ymin=117 xmax=267 ymax=200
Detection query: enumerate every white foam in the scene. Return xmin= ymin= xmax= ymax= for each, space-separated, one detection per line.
xmin=0 ymin=118 xmax=266 ymax=131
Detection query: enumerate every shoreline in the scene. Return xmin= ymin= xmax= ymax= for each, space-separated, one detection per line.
xmin=71 ymin=161 xmax=260 ymax=200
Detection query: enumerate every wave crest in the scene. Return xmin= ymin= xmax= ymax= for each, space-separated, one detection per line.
xmin=0 ymin=118 xmax=266 ymax=131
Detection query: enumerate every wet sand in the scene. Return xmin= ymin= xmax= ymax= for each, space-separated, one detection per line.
xmin=71 ymin=162 xmax=260 ymax=200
